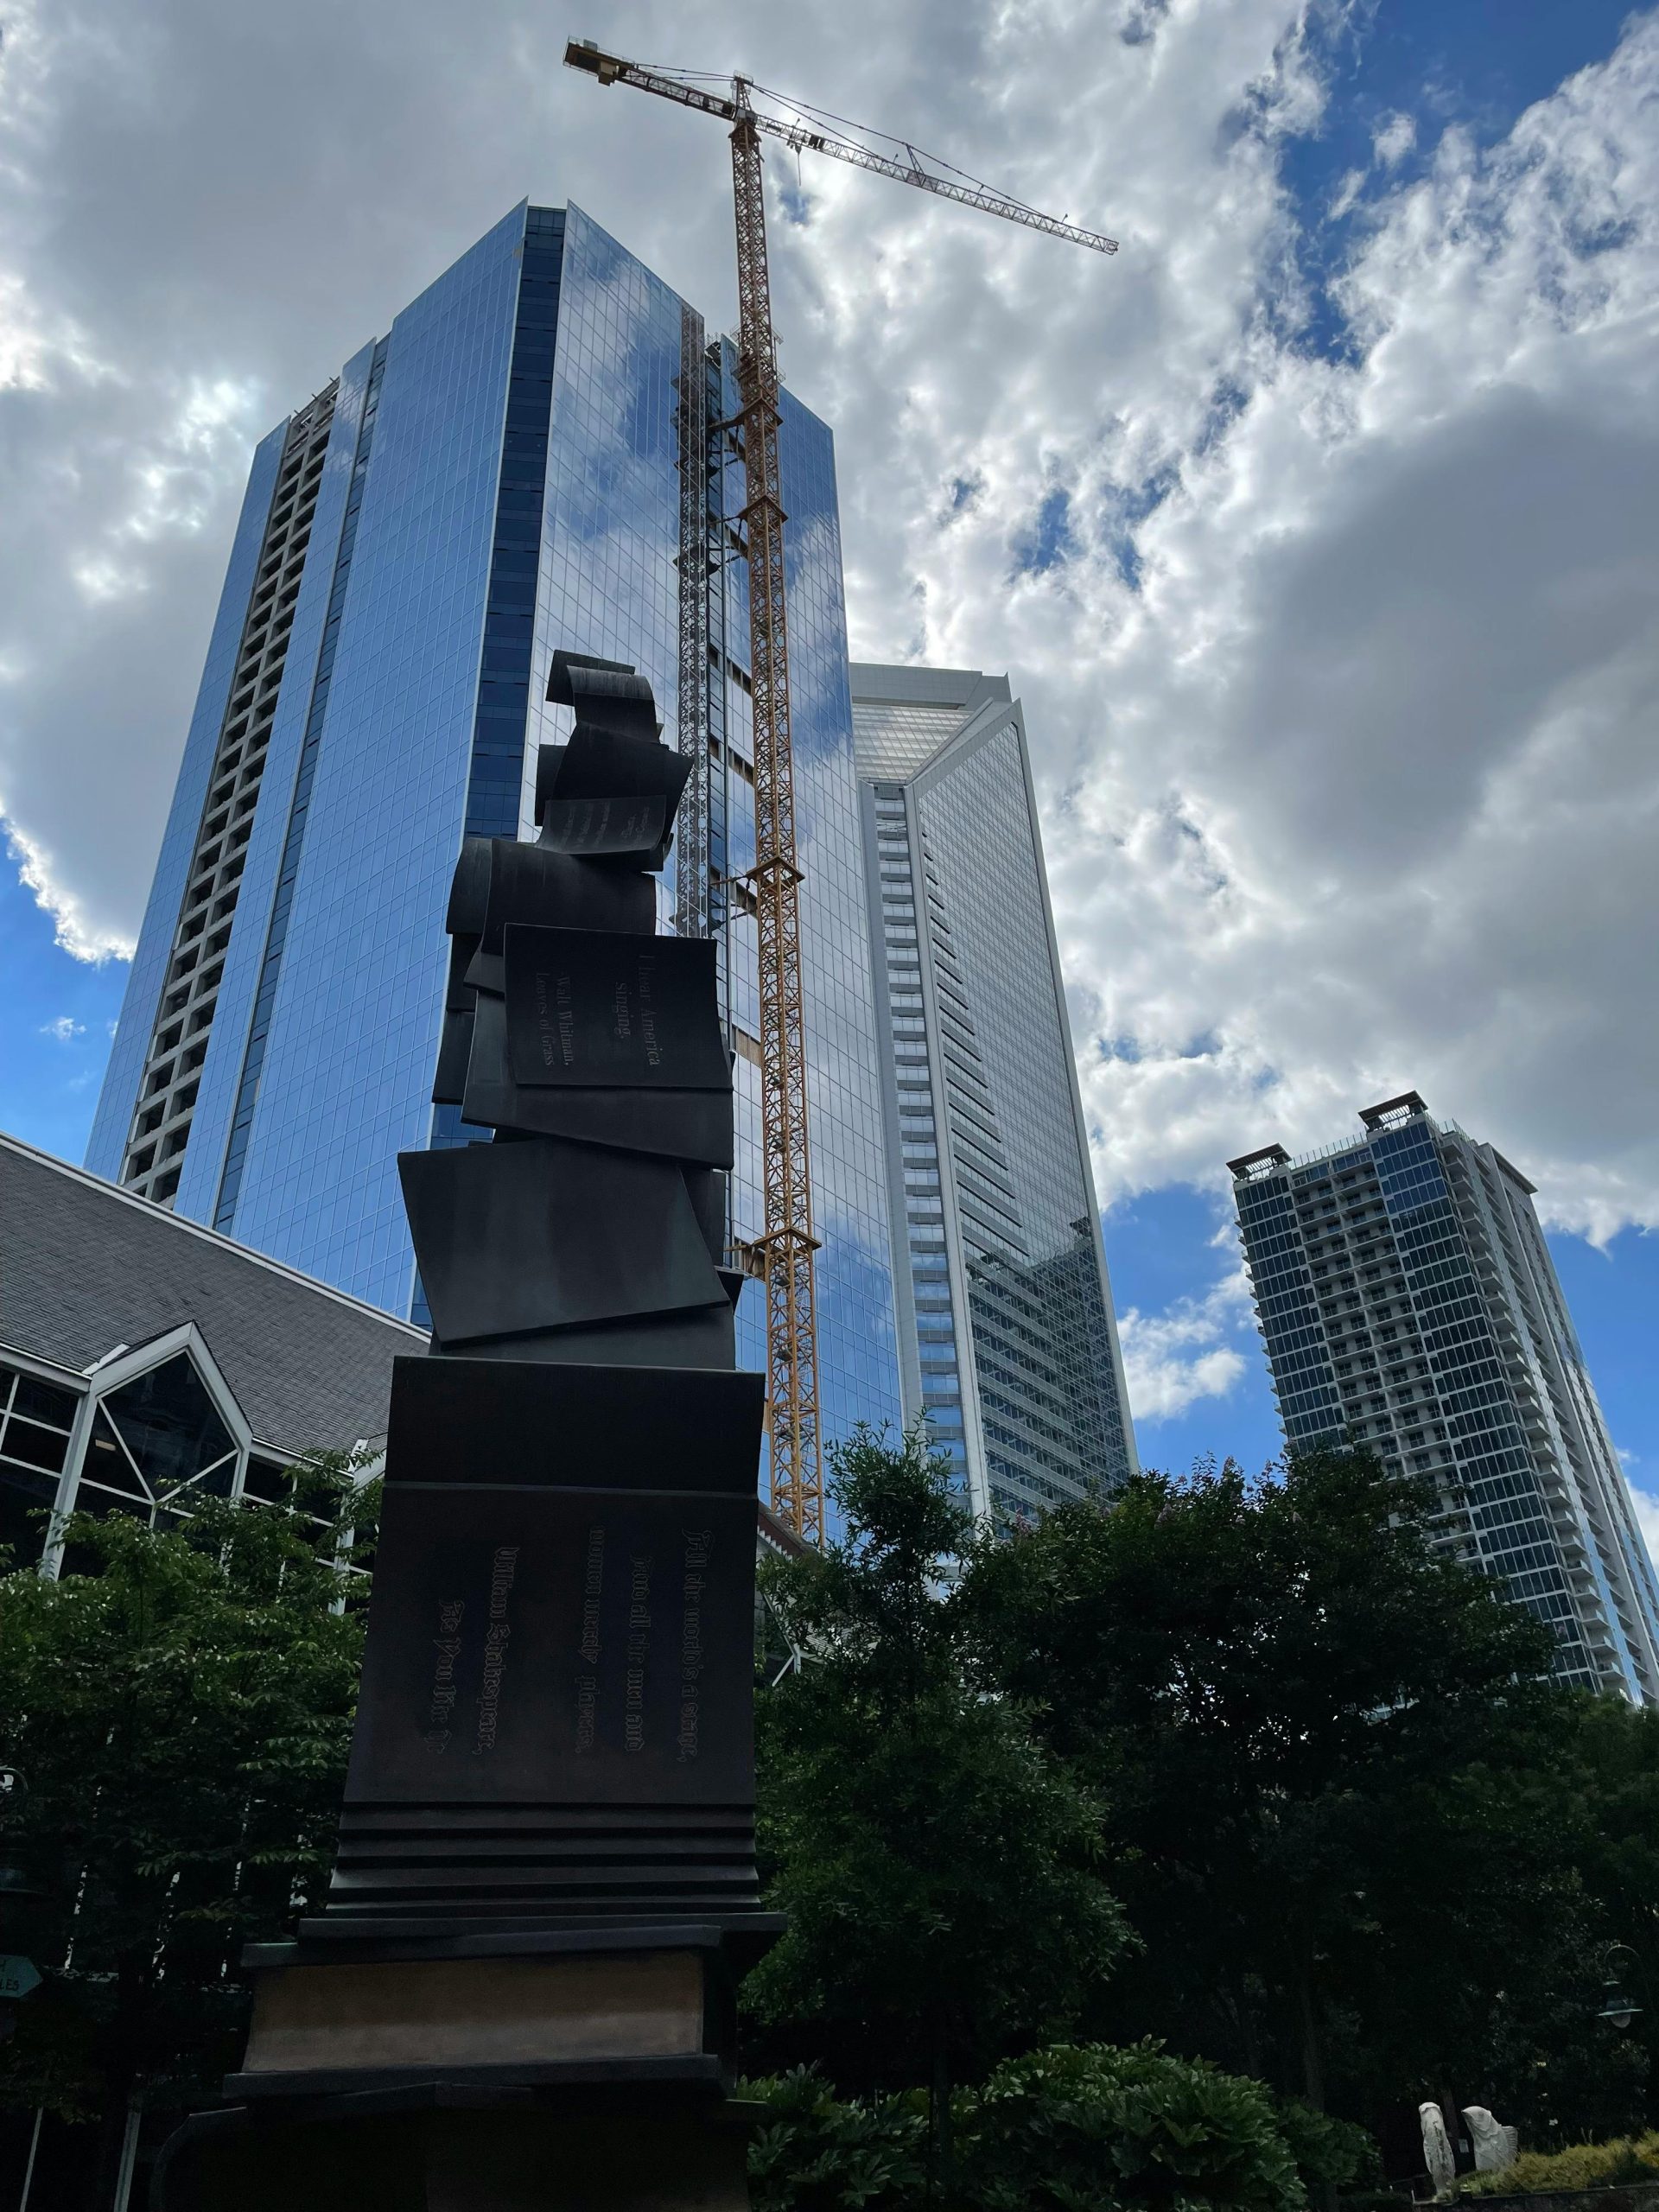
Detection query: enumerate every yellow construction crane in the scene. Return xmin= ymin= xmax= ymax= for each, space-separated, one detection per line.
xmin=565 ymin=41 xmax=1117 ymax=1546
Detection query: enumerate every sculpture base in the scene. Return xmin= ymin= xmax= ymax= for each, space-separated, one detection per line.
xmin=223 ymin=1922 xmax=775 ymax=2099
xmin=151 ymin=2083 xmax=758 ymax=2212
xmin=152 ymin=1925 xmax=777 ymax=2209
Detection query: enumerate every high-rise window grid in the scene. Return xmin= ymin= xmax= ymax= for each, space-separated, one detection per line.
xmin=118 ymin=385 xmax=337 ymax=1206
xmin=215 ymin=343 xmax=389 ymax=1232
xmin=1232 ymin=1095 xmax=1659 ymax=1704
xmin=855 ymin=669 xmax=1136 ymax=1522
xmin=464 ymin=207 xmax=564 ymax=844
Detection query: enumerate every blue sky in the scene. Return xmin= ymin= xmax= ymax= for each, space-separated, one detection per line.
xmin=1090 ymin=0 xmax=1659 ymax=1520
xmin=1 ymin=0 xmax=1655 ymax=1543
xmin=0 ymin=857 xmax=126 ymax=1163
xmin=1095 ymin=0 xmax=1659 ymax=1534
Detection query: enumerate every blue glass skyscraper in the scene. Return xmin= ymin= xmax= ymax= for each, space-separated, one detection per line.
xmin=88 ymin=202 xmax=899 ymax=1461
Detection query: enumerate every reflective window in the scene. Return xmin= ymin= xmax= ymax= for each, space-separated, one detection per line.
xmin=79 ymin=1356 xmax=238 ymax=1521
xmin=0 ymin=1360 xmax=77 ymax=1566
xmin=855 ymin=691 xmax=1135 ymax=1519
xmin=96 ymin=201 xmax=901 ymax=1502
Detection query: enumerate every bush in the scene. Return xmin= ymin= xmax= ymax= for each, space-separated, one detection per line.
xmin=959 ymin=2041 xmax=1306 ymax=2212
xmin=1456 ymin=2133 xmax=1659 ymax=2196
xmin=1274 ymin=2102 xmax=1381 ymax=2196
xmin=741 ymin=2045 xmax=1313 ymax=2212
xmin=742 ymin=2067 xmax=928 ymax=2212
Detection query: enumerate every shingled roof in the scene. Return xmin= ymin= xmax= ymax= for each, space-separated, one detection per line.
xmin=0 ymin=1134 xmax=423 ymax=1453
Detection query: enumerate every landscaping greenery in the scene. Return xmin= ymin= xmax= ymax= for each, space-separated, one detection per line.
xmin=747 ymin=1433 xmax=1656 ymax=2163
xmin=1453 ymin=2131 xmax=1659 ymax=2196
xmin=744 ymin=1427 xmax=1130 ymax=2117
xmin=742 ymin=2044 xmax=1347 ymax=2212
xmin=0 ymin=1459 xmax=373 ymax=2202
xmin=949 ymin=1446 xmax=1652 ymax=2138
xmin=957 ymin=2041 xmax=1308 ymax=2212
xmin=0 ymin=1426 xmax=1655 ymax=2208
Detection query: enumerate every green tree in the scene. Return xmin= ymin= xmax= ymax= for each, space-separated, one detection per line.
xmin=1568 ymin=1691 xmax=1659 ymax=2094
xmin=0 ymin=1459 xmax=372 ymax=2204
xmin=741 ymin=2044 xmax=1332 ymax=2212
xmin=745 ymin=1428 xmax=1130 ymax=2129
xmin=954 ymin=1448 xmax=1645 ymax=2137
xmin=961 ymin=2041 xmax=1306 ymax=2212
xmin=742 ymin=2066 xmax=929 ymax=2212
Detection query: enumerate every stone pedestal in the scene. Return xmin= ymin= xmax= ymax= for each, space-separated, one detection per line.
xmin=229 ymin=1926 xmax=766 ymax=2097
xmin=154 ymin=1927 xmax=774 ymax=2208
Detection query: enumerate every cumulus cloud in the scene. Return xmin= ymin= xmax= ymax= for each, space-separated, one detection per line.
xmin=1371 ymin=110 xmax=1416 ymax=166
xmin=1117 ymin=1265 xmax=1252 ymax=1422
xmin=2 ymin=0 xmax=1656 ymax=1256
xmin=39 ymin=1014 xmax=85 ymax=1041
xmin=825 ymin=5 xmax=1659 ymax=1245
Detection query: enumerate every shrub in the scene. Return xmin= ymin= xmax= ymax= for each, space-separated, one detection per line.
xmin=742 ymin=2067 xmax=928 ymax=2212
xmin=959 ymin=2041 xmax=1306 ymax=2212
xmin=1274 ymin=2101 xmax=1382 ymax=2196
xmin=1457 ymin=2133 xmax=1659 ymax=2196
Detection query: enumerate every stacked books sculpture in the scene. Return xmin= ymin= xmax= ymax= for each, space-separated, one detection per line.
xmin=156 ymin=654 xmax=779 ymax=2211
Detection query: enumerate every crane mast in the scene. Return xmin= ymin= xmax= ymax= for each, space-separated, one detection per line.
xmin=564 ymin=41 xmax=1115 ymax=1544
xmin=726 ymin=84 xmax=824 ymax=1545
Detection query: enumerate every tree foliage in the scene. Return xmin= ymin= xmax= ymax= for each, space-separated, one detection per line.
xmin=743 ymin=2067 xmax=930 ymax=2212
xmin=963 ymin=2042 xmax=1306 ymax=2212
xmin=0 ymin=1459 xmax=372 ymax=2195
xmin=952 ymin=1448 xmax=1648 ymax=2137
xmin=742 ymin=2044 xmax=1328 ymax=2212
xmin=746 ymin=1427 xmax=1130 ymax=2105
xmin=1566 ymin=1690 xmax=1659 ymax=2095
xmin=0 ymin=1416 xmax=1648 ymax=2198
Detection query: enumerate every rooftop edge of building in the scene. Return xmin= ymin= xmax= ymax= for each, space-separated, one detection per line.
xmin=1226 ymin=1094 xmax=1540 ymax=1196
xmin=848 ymin=662 xmax=1011 ymax=710
xmin=849 ymin=663 xmax=1018 ymax=785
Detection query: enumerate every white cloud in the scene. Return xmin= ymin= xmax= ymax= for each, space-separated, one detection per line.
xmin=1628 ymin=1483 xmax=1659 ymax=1567
xmin=3 ymin=822 xmax=128 ymax=965
xmin=39 ymin=1014 xmax=85 ymax=1041
xmin=1328 ymin=167 xmax=1365 ymax=219
xmin=0 ymin=0 xmax=1656 ymax=1260
xmin=877 ymin=8 xmax=1659 ymax=1246
xmin=1117 ymin=1265 xmax=1253 ymax=1423
xmin=1371 ymin=109 xmax=1416 ymax=167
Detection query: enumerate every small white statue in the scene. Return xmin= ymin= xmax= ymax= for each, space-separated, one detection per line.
xmin=1462 ymin=2107 xmax=1518 ymax=2175
xmin=1420 ymin=2101 xmax=1457 ymax=2193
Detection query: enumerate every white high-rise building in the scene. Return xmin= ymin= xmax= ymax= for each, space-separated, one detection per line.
xmin=851 ymin=663 xmax=1137 ymax=1523
xmin=1230 ymin=1091 xmax=1659 ymax=1704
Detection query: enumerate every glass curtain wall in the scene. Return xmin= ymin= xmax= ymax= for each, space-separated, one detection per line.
xmin=0 ymin=1341 xmax=304 ymax=1573
xmin=1233 ymin=1099 xmax=1659 ymax=1703
xmin=86 ymin=201 xmax=899 ymax=1483
xmin=853 ymin=668 xmax=1136 ymax=1522
xmin=530 ymin=213 xmax=899 ymax=1478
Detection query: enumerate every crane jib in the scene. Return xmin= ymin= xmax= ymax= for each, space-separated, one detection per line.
xmin=562 ymin=41 xmax=1117 ymax=252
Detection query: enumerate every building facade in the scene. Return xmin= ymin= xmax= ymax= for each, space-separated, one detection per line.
xmin=850 ymin=663 xmax=1137 ymax=1522
xmin=0 ymin=1132 xmax=423 ymax=1573
xmin=87 ymin=202 xmax=899 ymax=1467
xmin=1230 ymin=1091 xmax=1659 ymax=1704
